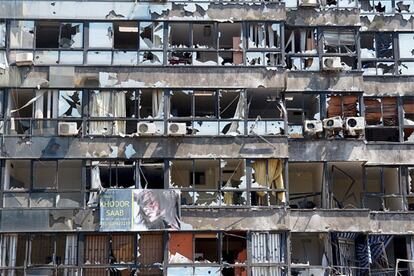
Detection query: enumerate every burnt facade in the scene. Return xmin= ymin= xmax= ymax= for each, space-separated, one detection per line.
xmin=0 ymin=0 xmax=414 ymax=275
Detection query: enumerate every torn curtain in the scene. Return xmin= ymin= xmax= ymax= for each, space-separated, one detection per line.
xmin=252 ymin=159 xmax=285 ymax=203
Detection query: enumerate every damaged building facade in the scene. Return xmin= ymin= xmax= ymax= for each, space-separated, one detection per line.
xmin=1 ymin=0 xmax=414 ymax=275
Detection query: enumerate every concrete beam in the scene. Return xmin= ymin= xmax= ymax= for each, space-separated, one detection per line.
xmin=286 ymin=8 xmax=360 ymax=26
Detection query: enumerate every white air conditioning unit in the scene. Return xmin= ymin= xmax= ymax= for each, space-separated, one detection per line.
xmin=323 ymin=116 xmax=343 ymax=130
xmin=322 ymin=57 xmax=343 ymax=71
xmin=137 ymin=122 xmax=157 ymax=136
xmin=304 ymin=120 xmax=323 ymax=134
xmin=299 ymin=0 xmax=320 ymax=7
xmin=168 ymin=122 xmax=186 ymax=136
xmin=15 ymin=53 xmax=34 ymax=66
xmin=58 ymin=122 xmax=78 ymax=136
xmin=345 ymin=117 xmax=365 ymax=135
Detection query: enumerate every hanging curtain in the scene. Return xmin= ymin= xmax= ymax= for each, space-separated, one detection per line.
xmin=152 ymin=90 xmax=164 ymax=119
xmin=90 ymin=91 xmax=112 ymax=135
xmin=113 ymin=91 xmax=126 ymax=135
xmin=227 ymin=92 xmax=245 ymax=134
xmin=0 ymin=234 xmax=17 ymax=276
xmin=87 ymin=164 xmax=103 ymax=207
xmin=252 ymin=159 xmax=285 ymax=203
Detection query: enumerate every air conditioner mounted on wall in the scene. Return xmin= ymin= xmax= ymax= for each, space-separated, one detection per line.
xmin=345 ymin=117 xmax=365 ymax=135
xmin=304 ymin=120 xmax=323 ymax=134
xmin=137 ymin=122 xmax=157 ymax=136
xmin=58 ymin=122 xmax=78 ymax=136
xmin=322 ymin=57 xmax=343 ymax=71
xmin=168 ymin=123 xmax=186 ymax=136
xmin=15 ymin=53 xmax=34 ymax=66
xmin=323 ymin=116 xmax=343 ymax=130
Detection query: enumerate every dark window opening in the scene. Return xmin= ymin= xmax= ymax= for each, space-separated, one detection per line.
xmin=114 ymin=22 xmax=138 ymax=49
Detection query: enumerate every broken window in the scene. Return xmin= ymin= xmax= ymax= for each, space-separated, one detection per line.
xmin=0 ymin=234 xmax=26 ymax=273
xmin=250 ymin=159 xmax=286 ymax=206
xmin=0 ymin=22 xmax=5 ymax=48
xmin=331 ymin=232 xmax=367 ymax=275
xmin=251 ymin=232 xmax=286 ymax=275
xmin=323 ymin=29 xmax=356 ymax=54
xmin=248 ymin=23 xmax=281 ymax=49
xmin=88 ymin=161 xmax=135 ymax=189
xmin=247 ymin=89 xmax=284 ymax=136
xmin=361 ymin=32 xmax=395 ymax=75
xmin=289 ymin=162 xmax=324 ymax=208
xmin=364 ymin=97 xmax=400 ymax=142
xmin=285 ymin=93 xmax=320 ymax=138
xmin=329 ymin=162 xmax=363 ymax=209
xmin=139 ymin=159 xmax=164 ymax=189
xmin=88 ymin=90 xmax=126 ymax=136
xmin=89 ymin=22 xmax=113 ymax=48
xmin=35 ymin=22 xmax=83 ymax=49
xmin=403 ymin=97 xmax=414 ymax=142
xmin=140 ymin=22 xmax=163 ymax=49
xmin=285 ymin=28 xmax=319 ymax=71
xmin=169 ymin=89 xmax=244 ymax=136
xmin=291 ymin=233 xmax=329 ymax=275
xmin=364 ymin=166 xmax=403 ymax=211
xmin=218 ymin=23 xmax=243 ymax=65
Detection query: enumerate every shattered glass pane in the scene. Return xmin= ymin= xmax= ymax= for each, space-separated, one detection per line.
xmin=248 ymin=23 xmax=280 ymax=48
xmin=139 ymin=51 xmax=163 ymax=65
xmin=193 ymin=52 xmax=217 ymax=66
xmin=337 ymin=0 xmax=357 ymax=8
xmin=193 ymin=121 xmax=219 ymax=136
xmin=180 ymin=191 xmax=194 ymax=205
xmin=362 ymin=61 xmax=377 ymax=75
xmin=168 ymin=51 xmax=192 ymax=65
xmin=56 ymin=193 xmax=82 ymax=208
xmin=377 ymin=62 xmax=395 ymax=75
xmin=373 ymin=0 xmax=392 ymax=12
xmin=376 ymin=33 xmax=393 ymax=58
xmin=60 ymin=23 xmax=83 ymax=48
xmin=399 ymin=33 xmax=414 ymax=58
xmin=30 ymin=193 xmax=55 ymax=208
xmin=396 ymin=0 xmax=412 ymax=12
xmin=34 ymin=51 xmax=58 ymax=65
xmin=59 ymin=51 xmax=84 ymax=64
xmin=219 ymin=51 xmax=243 ymax=66
xmin=220 ymin=121 xmax=244 ymax=136
xmin=220 ymin=90 xmax=243 ymax=119
xmin=3 ymin=193 xmax=29 ymax=208
xmin=265 ymin=53 xmax=282 ymax=66
xmin=89 ymin=23 xmax=113 ymax=48
xmin=140 ymin=22 xmax=163 ymax=49
xmin=360 ymin=33 xmax=376 ymax=59
xmin=34 ymin=161 xmax=57 ymax=189
xmin=9 ymin=21 xmax=34 ymax=48
xmin=195 ymin=192 xmax=220 ymax=206
xmin=219 ymin=23 xmax=242 ymax=50
xmin=246 ymin=52 xmax=263 ymax=66
xmin=59 ymin=91 xmax=82 ymax=117
xmin=195 ymin=91 xmax=216 ymax=117
xmin=248 ymin=121 xmax=266 ymax=135
xmin=87 ymin=51 xmax=112 ymax=65
xmin=32 ymin=120 xmax=57 ymax=136
xmin=113 ymin=51 xmax=138 ymax=65
xmin=399 ymin=62 xmax=414 ymax=75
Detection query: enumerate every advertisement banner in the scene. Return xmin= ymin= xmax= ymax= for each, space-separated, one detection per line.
xmin=100 ymin=189 xmax=180 ymax=231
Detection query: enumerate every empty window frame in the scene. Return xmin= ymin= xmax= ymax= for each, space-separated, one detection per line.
xmin=361 ymin=32 xmax=395 ymax=75
xmin=250 ymin=159 xmax=286 ymax=206
xmin=9 ymin=20 xmax=84 ymax=65
xmin=321 ymin=28 xmax=358 ymax=70
xmin=247 ymin=89 xmax=285 ymax=136
xmin=328 ymin=162 xmax=363 ymax=209
xmin=290 ymin=233 xmax=328 ymax=275
xmin=170 ymin=159 xmax=247 ymax=206
xmin=169 ymin=89 xmax=245 ymax=136
xmin=285 ymin=27 xmax=319 ymax=71
xmin=246 ymin=22 xmax=282 ymax=66
xmin=87 ymin=161 xmax=136 ymax=190
xmin=289 ymin=162 xmax=324 ymax=209
xmin=3 ymin=160 xmax=84 ymax=208
xmin=364 ymin=97 xmax=400 ymax=142
xmin=364 ymin=166 xmax=403 ymax=211
xmin=406 ymin=167 xmax=414 ymax=210
xmin=285 ymin=93 xmax=321 ymax=138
